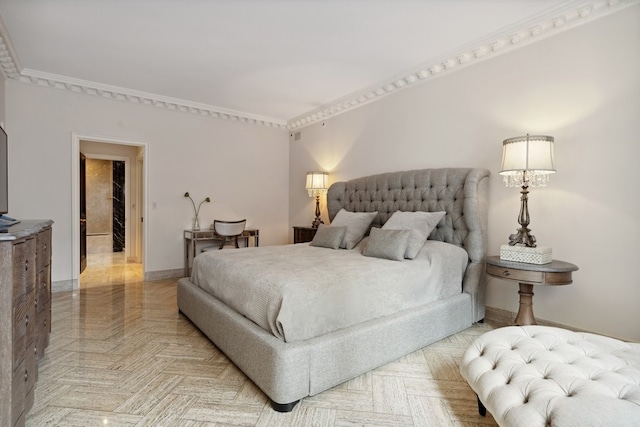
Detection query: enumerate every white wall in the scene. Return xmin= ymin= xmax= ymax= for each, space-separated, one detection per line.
xmin=6 ymin=80 xmax=289 ymax=284
xmin=0 ymin=71 xmax=5 ymax=126
xmin=289 ymin=10 xmax=640 ymax=341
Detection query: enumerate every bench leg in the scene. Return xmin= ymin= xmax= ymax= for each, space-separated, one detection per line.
xmin=477 ymin=395 xmax=487 ymax=417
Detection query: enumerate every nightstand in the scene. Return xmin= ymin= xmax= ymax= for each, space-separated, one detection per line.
xmin=486 ymin=256 xmax=578 ymax=326
xmin=293 ymin=226 xmax=317 ymax=243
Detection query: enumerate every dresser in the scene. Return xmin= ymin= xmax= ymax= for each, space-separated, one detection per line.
xmin=0 ymin=220 xmax=53 ymax=427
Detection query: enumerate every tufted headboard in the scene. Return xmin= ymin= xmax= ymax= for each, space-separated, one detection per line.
xmin=327 ymin=168 xmax=490 ymax=322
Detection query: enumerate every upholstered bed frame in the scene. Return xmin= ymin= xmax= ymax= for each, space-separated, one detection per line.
xmin=177 ymin=167 xmax=490 ymax=412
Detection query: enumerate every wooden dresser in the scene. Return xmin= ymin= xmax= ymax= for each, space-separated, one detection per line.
xmin=0 ymin=220 xmax=53 ymax=427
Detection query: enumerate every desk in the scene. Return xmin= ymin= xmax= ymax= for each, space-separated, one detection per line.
xmin=184 ymin=228 xmax=259 ymax=276
xmin=486 ymin=256 xmax=578 ymax=326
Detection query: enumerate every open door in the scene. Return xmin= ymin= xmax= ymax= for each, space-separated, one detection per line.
xmin=80 ymin=153 xmax=87 ymax=273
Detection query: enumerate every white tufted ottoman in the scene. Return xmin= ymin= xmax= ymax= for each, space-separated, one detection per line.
xmin=460 ymin=326 xmax=640 ymax=426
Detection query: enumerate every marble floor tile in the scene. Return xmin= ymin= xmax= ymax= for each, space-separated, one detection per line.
xmin=27 ymin=254 xmax=498 ymax=426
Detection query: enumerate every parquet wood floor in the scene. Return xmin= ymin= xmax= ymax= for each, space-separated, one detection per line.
xmin=27 ymin=266 xmax=498 ymax=426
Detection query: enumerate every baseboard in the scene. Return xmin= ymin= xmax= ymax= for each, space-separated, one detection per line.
xmin=52 ymin=279 xmax=76 ymax=293
xmin=144 ymin=268 xmax=184 ymax=281
xmin=52 ymin=269 xmax=183 ymax=293
xmin=485 ymin=306 xmax=593 ymax=334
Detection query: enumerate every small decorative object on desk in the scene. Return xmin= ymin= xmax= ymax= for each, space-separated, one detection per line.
xmin=184 ymin=192 xmax=211 ymax=231
xmin=500 ymin=244 xmax=552 ymax=264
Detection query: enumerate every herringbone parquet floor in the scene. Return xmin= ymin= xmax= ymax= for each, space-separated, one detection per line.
xmin=26 ymin=255 xmax=498 ymax=426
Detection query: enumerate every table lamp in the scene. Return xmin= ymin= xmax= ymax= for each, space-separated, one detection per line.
xmin=500 ymin=134 xmax=555 ymax=248
xmin=305 ymin=171 xmax=329 ymax=228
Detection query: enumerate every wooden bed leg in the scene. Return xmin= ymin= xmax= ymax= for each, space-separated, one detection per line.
xmin=477 ymin=395 xmax=487 ymax=416
xmin=271 ymin=399 xmax=300 ymax=412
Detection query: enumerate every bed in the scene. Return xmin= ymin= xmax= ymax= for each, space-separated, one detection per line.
xmin=177 ymin=167 xmax=490 ymax=411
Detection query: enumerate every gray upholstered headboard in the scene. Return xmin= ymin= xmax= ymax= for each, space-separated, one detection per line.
xmin=327 ymin=168 xmax=490 ymax=321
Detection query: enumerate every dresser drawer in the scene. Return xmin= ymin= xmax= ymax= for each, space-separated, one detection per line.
xmin=12 ymin=346 xmax=35 ymax=421
xmin=13 ymin=291 xmax=35 ymax=368
xmin=37 ymin=268 xmax=51 ymax=315
xmin=36 ymin=310 xmax=51 ymax=360
xmin=12 ymin=240 xmax=29 ymax=300
xmin=12 ymin=358 xmax=26 ymax=426
xmin=25 ymin=341 xmax=37 ymax=399
xmin=36 ymin=228 xmax=52 ymax=271
xmin=13 ymin=238 xmax=37 ymax=299
xmin=486 ymin=263 xmax=543 ymax=283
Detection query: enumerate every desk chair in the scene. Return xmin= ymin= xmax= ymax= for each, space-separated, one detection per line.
xmin=201 ymin=219 xmax=247 ymax=251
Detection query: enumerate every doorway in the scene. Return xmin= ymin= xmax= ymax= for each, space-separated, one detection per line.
xmin=80 ymin=156 xmax=141 ymax=287
xmin=72 ymin=134 xmax=148 ymax=290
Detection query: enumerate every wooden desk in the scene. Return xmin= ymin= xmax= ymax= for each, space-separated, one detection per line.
xmin=184 ymin=228 xmax=259 ymax=276
xmin=486 ymin=256 xmax=578 ymax=326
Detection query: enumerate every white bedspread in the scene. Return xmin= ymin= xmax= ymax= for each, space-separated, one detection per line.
xmin=191 ymin=239 xmax=468 ymax=342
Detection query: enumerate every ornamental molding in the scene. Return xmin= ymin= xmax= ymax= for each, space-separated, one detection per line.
xmin=0 ymin=0 xmax=637 ymax=131
xmin=0 ymin=14 xmax=21 ymax=79
xmin=14 ymin=69 xmax=287 ymax=128
xmin=0 ymin=19 xmax=286 ymax=129
xmin=286 ymin=0 xmax=639 ymax=130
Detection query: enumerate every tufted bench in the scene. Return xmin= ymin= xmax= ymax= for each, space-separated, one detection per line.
xmin=460 ymin=326 xmax=640 ymax=426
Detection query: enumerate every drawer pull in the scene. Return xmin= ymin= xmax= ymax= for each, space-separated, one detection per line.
xmin=503 ymin=270 xmax=510 ymax=277
xmin=24 ymin=370 xmax=28 ymax=382
xmin=25 ymin=315 xmax=29 ymax=327
xmin=25 ymin=260 xmax=29 ymax=271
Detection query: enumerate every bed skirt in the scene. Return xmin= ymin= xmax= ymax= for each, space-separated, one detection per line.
xmin=177 ymin=277 xmax=473 ymax=410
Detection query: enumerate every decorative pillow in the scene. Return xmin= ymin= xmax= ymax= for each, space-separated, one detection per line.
xmin=330 ymin=209 xmax=378 ymax=249
xmin=382 ymin=211 xmax=446 ymax=259
xmin=309 ymin=225 xmax=347 ymax=249
xmin=362 ymin=227 xmax=411 ymax=261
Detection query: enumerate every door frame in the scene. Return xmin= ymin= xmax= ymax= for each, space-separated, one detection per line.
xmin=71 ymin=133 xmax=149 ymax=284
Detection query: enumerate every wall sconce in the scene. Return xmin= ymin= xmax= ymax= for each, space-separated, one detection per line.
xmin=500 ymin=134 xmax=555 ymax=248
xmin=305 ymin=171 xmax=329 ymax=228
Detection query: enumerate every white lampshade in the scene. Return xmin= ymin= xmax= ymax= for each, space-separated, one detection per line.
xmin=500 ymin=134 xmax=556 ymax=187
xmin=305 ymin=171 xmax=329 ymax=197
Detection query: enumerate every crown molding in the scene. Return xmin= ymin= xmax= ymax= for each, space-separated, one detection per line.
xmin=15 ymin=69 xmax=287 ymax=128
xmin=0 ymin=22 xmax=286 ymax=129
xmin=286 ymin=0 xmax=640 ymax=130
xmin=0 ymin=13 xmax=21 ymax=79
xmin=0 ymin=0 xmax=637 ymax=130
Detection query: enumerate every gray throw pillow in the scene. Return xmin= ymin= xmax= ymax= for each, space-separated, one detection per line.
xmin=362 ymin=227 xmax=411 ymax=261
xmin=330 ymin=209 xmax=378 ymax=249
xmin=309 ymin=225 xmax=347 ymax=249
xmin=382 ymin=211 xmax=446 ymax=259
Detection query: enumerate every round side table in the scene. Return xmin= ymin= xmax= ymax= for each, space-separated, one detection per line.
xmin=486 ymin=256 xmax=578 ymax=326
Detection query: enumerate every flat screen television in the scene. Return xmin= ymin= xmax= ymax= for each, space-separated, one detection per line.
xmin=0 ymin=125 xmax=19 ymax=227
xmin=0 ymin=125 xmax=8 ymax=215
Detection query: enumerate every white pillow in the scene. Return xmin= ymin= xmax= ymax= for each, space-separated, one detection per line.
xmin=330 ymin=209 xmax=377 ymax=249
xmin=309 ymin=225 xmax=347 ymax=249
xmin=382 ymin=211 xmax=446 ymax=259
xmin=362 ymin=228 xmax=411 ymax=261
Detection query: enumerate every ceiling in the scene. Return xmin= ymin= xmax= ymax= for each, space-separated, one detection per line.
xmin=0 ymin=0 xmax=632 ymax=129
